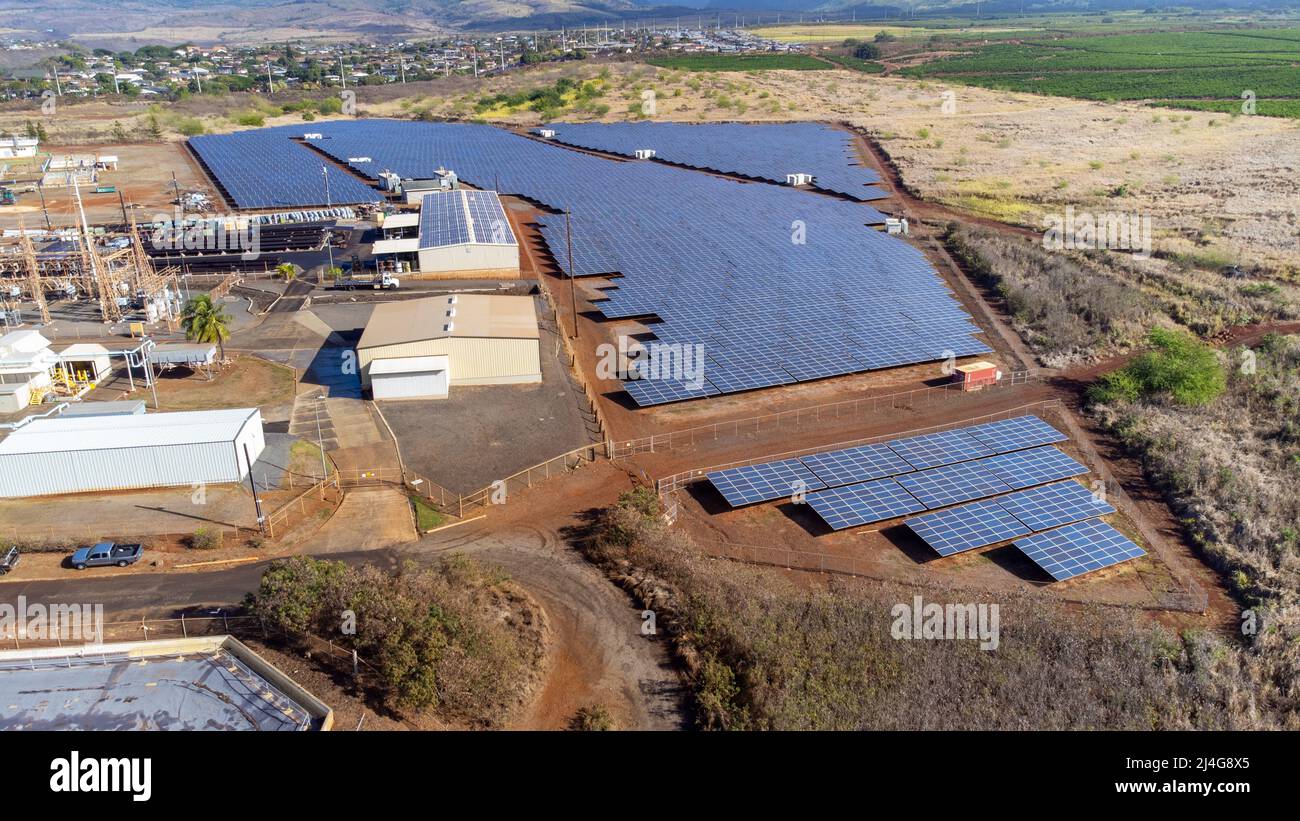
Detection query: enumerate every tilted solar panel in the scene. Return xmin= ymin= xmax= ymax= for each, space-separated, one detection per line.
xmin=799 ymin=443 xmax=914 ymax=487
xmin=964 ymin=415 xmax=1068 ymax=453
xmin=1012 ymin=519 xmax=1145 ymax=581
xmin=994 ymin=481 xmax=1116 ymax=532
xmin=707 ymin=458 xmax=828 ymax=508
xmin=895 ymin=460 xmax=1013 ymax=509
xmin=886 ymin=429 xmax=997 ymax=471
xmin=981 ymin=446 xmax=1089 ymax=490
xmin=806 ymin=478 xmax=926 ymax=530
xmin=905 ymin=498 xmax=1033 ymax=556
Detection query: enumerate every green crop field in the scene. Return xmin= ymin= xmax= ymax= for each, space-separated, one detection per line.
xmin=644 ymin=53 xmax=833 ymax=71
xmin=821 ymin=53 xmax=886 ymax=73
xmin=900 ymin=28 xmax=1300 ymax=117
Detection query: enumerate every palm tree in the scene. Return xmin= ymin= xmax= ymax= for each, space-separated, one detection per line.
xmin=181 ymin=295 xmax=232 ymax=361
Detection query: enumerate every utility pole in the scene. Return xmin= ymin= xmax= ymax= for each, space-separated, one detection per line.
xmin=244 ymin=442 xmax=266 ymax=534
xmin=322 ymin=166 xmax=335 ymax=277
xmin=340 ymin=54 xmax=347 ymax=89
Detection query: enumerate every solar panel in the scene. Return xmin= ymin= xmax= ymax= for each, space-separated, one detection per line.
xmin=806 ymin=479 xmax=926 ymax=530
xmin=799 ymin=443 xmax=914 ymax=486
xmin=964 ymin=415 xmax=1068 ymax=453
xmin=707 ymin=459 xmax=828 ymax=508
xmin=886 ymin=429 xmax=996 ymax=471
xmin=981 ymin=446 xmax=1089 ymax=490
xmin=994 ymin=481 xmax=1116 ymax=532
xmin=1013 ymin=519 xmax=1146 ymax=581
xmin=895 ymin=460 xmax=1012 ymax=509
xmin=905 ymin=499 xmax=1033 ymax=556
xmin=545 ymin=121 xmax=887 ymax=201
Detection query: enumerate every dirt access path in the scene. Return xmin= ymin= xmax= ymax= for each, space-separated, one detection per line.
xmin=410 ymin=461 xmax=689 ymax=730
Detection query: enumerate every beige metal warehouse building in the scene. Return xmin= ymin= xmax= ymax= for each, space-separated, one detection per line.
xmin=357 ymin=294 xmax=541 ymax=400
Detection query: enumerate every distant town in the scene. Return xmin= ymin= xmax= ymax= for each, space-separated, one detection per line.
xmin=1 ymin=25 xmax=802 ymax=100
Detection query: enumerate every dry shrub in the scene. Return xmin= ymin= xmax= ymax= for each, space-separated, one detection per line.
xmin=246 ymin=554 xmax=532 ymax=727
xmin=945 ymin=224 xmax=1298 ymax=367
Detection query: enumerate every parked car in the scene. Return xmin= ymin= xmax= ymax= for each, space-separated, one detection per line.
xmin=69 ymin=542 xmax=143 ymax=570
xmin=0 ymin=546 xmax=18 ymax=575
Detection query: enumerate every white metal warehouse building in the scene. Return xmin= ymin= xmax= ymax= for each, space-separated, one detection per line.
xmin=0 ymin=407 xmax=265 ymax=498
xmin=357 ymin=294 xmax=541 ymax=400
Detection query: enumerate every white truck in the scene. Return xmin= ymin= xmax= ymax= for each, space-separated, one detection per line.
xmin=334 ymin=272 xmax=400 ymax=291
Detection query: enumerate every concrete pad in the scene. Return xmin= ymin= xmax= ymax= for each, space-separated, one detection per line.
xmin=304 ymin=487 xmax=416 ymax=552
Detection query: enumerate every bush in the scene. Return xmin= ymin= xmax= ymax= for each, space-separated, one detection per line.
xmin=233 ymin=111 xmax=265 ymax=127
xmin=570 ymin=704 xmax=614 ymax=731
xmin=188 ymin=526 xmax=222 ymax=550
xmin=1090 ymin=327 xmax=1227 ymax=407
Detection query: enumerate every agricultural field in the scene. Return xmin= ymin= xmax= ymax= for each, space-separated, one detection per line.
xmin=902 ymin=28 xmax=1300 ymax=116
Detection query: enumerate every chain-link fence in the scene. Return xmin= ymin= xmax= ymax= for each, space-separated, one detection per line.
xmin=613 ymin=369 xmax=1043 ymax=458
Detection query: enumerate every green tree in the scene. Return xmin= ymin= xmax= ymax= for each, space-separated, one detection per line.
xmin=275 ymin=262 xmax=297 ymax=281
xmin=853 ymin=43 xmax=882 ymax=61
xmin=180 ymin=294 xmax=233 ymax=360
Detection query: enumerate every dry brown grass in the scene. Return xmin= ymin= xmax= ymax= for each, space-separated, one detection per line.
xmin=1091 ymin=334 xmax=1300 ymax=721
xmin=578 ymin=489 xmax=1288 ymax=730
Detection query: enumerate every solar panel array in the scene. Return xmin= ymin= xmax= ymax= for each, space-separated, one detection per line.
xmin=188 ymin=121 xmax=990 ymax=405
xmin=904 ymin=480 xmax=1116 ymax=556
xmin=417 ymin=190 xmax=517 ymax=250
xmin=188 ymin=133 xmax=381 ymax=208
xmin=709 ymin=416 xmax=1068 ymax=508
xmin=1013 ymin=519 xmax=1146 ymax=581
xmin=544 ymin=122 xmax=889 ymax=201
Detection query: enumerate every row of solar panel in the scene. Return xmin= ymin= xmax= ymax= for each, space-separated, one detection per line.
xmin=906 ymin=489 xmax=1143 ymax=582
xmin=905 ymin=480 xmax=1115 ymax=556
xmin=802 ymin=445 xmax=1089 ymax=530
xmin=543 ymin=121 xmax=887 ymax=202
xmin=189 ymin=122 xmax=989 ymax=405
xmin=707 ymin=415 xmax=1068 ymax=507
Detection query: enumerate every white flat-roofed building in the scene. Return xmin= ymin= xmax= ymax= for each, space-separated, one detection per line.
xmin=0 ymin=407 xmax=265 ymax=498
xmin=373 ymin=190 xmax=520 ymax=278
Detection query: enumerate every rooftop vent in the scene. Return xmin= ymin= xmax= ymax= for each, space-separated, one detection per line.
xmin=634 ymin=149 xmax=656 ymax=160
xmin=443 ymin=322 xmax=454 ymax=333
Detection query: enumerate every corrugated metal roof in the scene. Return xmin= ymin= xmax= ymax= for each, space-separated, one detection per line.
xmin=0 ymin=407 xmax=258 ymax=454
xmin=358 ymin=294 xmax=538 ymax=350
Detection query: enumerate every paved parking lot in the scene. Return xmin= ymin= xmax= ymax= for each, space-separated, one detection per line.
xmin=378 ymin=323 xmax=596 ymax=494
